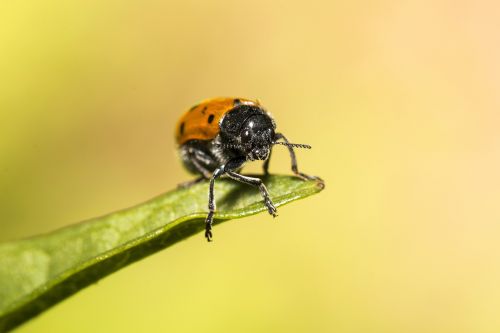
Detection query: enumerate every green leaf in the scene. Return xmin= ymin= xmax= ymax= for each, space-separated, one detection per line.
xmin=0 ymin=175 xmax=324 ymax=332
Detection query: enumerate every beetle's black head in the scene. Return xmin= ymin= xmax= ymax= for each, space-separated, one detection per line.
xmin=240 ymin=114 xmax=275 ymax=161
xmin=218 ymin=103 xmax=311 ymax=160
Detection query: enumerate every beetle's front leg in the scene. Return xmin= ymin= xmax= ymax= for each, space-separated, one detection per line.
xmin=275 ymin=132 xmax=320 ymax=181
xmin=204 ymin=156 xmax=246 ymax=241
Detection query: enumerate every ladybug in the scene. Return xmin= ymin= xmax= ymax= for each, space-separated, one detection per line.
xmin=176 ymin=97 xmax=317 ymax=241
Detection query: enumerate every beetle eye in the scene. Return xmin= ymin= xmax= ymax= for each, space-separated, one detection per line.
xmin=241 ymin=129 xmax=252 ymax=145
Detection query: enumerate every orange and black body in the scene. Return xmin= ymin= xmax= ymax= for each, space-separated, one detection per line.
xmin=176 ymin=97 xmax=316 ymax=241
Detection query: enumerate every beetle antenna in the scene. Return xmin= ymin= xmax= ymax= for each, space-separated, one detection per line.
xmin=273 ymin=141 xmax=312 ymax=149
xmin=215 ymin=143 xmax=245 ymax=150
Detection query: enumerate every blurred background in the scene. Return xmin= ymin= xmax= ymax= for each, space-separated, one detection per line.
xmin=1 ymin=0 xmax=499 ymax=332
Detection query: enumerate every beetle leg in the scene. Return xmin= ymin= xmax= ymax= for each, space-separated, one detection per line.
xmin=262 ymin=148 xmax=273 ymax=175
xmin=189 ymin=148 xmax=213 ymax=179
xmin=205 ymin=157 xmax=246 ymax=241
xmin=226 ymin=171 xmax=277 ymax=217
xmin=177 ymin=145 xmax=214 ymax=188
xmin=274 ymin=132 xmax=319 ymax=181
xmin=205 ymin=167 xmax=225 ymax=241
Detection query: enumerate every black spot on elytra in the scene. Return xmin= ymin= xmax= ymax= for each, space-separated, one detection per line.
xmin=233 ymin=98 xmax=241 ymax=106
xmin=201 ymin=106 xmax=208 ymax=115
xmin=180 ymin=122 xmax=185 ymax=135
xmin=208 ymin=114 xmax=215 ymax=124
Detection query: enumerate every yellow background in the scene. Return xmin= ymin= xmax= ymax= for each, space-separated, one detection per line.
xmin=1 ymin=0 xmax=499 ymax=332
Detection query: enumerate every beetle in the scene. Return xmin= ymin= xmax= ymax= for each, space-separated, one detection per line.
xmin=176 ymin=97 xmax=316 ymax=241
